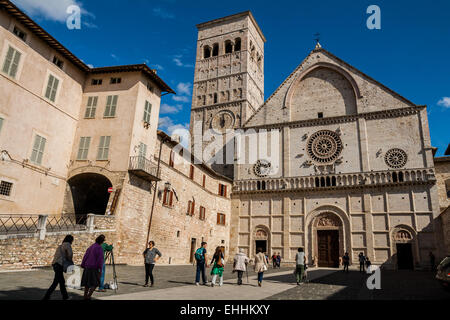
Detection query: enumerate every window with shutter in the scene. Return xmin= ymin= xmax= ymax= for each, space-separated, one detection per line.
xmin=0 ymin=117 xmax=4 ymax=135
xmin=84 ymin=97 xmax=98 ymax=118
xmin=30 ymin=134 xmax=46 ymax=165
xmin=199 ymin=206 xmax=206 ymax=220
xmin=189 ymin=165 xmax=194 ymax=180
xmin=217 ymin=213 xmax=225 ymax=225
xmin=169 ymin=191 xmax=174 ymax=206
xmin=2 ymin=46 xmax=21 ymax=78
xmin=143 ymin=101 xmax=152 ymax=123
xmin=45 ymin=74 xmax=59 ymax=102
xmin=77 ymin=137 xmax=91 ymax=160
xmin=169 ymin=150 xmax=174 ymax=167
xmin=97 ymin=136 xmax=111 ymax=160
xmin=202 ymin=175 xmax=206 ymax=188
xmin=104 ymin=95 xmax=118 ymax=118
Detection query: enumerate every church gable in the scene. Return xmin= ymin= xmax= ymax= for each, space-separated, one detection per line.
xmin=244 ymin=45 xmax=417 ymax=128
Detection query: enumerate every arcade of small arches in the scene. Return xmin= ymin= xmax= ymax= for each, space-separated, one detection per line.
xmin=203 ymin=37 xmax=242 ymax=59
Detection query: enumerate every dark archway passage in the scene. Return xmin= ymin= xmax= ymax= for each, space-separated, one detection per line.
xmin=397 ymin=243 xmax=414 ymax=270
xmin=68 ymin=173 xmax=112 ymax=222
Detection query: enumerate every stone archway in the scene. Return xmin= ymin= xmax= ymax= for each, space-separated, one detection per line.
xmin=391 ymin=225 xmax=419 ymax=270
xmin=67 ymin=173 xmax=113 ymax=223
xmin=252 ymin=225 xmax=270 ymax=255
xmin=306 ymin=206 xmax=350 ymax=268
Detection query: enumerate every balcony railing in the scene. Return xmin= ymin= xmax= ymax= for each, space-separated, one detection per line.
xmin=128 ymin=156 xmax=161 ymax=181
xmin=233 ymin=168 xmax=436 ymax=193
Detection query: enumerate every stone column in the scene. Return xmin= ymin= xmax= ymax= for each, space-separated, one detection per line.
xmin=86 ymin=214 xmax=95 ymax=233
xmin=37 ymin=215 xmax=48 ymax=240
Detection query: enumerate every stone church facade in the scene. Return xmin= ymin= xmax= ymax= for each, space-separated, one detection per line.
xmin=192 ymin=12 xmax=442 ymax=269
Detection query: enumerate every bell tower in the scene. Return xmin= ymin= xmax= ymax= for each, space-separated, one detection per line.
xmin=190 ymin=11 xmax=266 ymax=178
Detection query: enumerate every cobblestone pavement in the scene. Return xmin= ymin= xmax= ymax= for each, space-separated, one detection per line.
xmin=1 ymin=265 xmax=448 ymax=300
xmin=266 ymin=268 xmax=450 ymax=300
xmin=0 ymin=264 xmax=291 ymax=300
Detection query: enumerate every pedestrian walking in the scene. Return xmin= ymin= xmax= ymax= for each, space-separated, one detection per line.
xmin=295 ymin=248 xmax=306 ymax=285
xmin=342 ymin=252 xmax=350 ymax=273
xmin=276 ymin=253 xmax=282 ymax=268
xmin=81 ymin=235 xmax=105 ymax=300
xmin=98 ymin=241 xmax=113 ymax=292
xmin=271 ymin=253 xmax=277 ymax=268
xmin=43 ymin=235 xmax=74 ymax=300
xmin=358 ymin=252 xmax=366 ymax=273
xmin=194 ymin=242 xmax=208 ymax=286
xmin=233 ymin=248 xmax=249 ymax=285
xmin=365 ymin=256 xmax=372 ymax=270
xmin=210 ymin=246 xmax=225 ymax=287
xmin=143 ymin=240 xmax=162 ymax=287
xmin=254 ymin=247 xmax=268 ymax=287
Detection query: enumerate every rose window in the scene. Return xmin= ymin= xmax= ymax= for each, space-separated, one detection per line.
xmin=307 ymin=130 xmax=343 ymax=163
xmin=253 ymin=160 xmax=271 ymax=177
xmin=385 ymin=148 xmax=407 ymax=169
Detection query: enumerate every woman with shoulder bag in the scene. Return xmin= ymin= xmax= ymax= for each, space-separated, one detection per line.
xmin=43 ymin=235 xmax=74 ymax=300
xmin=210 ymin=246 xmax=225 ymax=287
xmin=254 ymin=247 xmax=268 ymax=287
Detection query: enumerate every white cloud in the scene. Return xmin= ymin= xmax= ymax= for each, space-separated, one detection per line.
xmin=12 ymin=0 xmax=95 ymax=25
xmin=153 ymin=7 xmax=175 ymax=19
xmin=160 ymin=103 xmax=182 ymax=114
xmin=151 ymin=64 xmax=164 ymax=71
xmin=173 ymin=56 xmax=194 ymax=68
xmin=158 ymin=117 xmax=190 ymax=148
xmin=111 ymin=54 xmax=118 ymax=60
xmin=437 ymin=97 xmax=450 ymax=108
xmin=172 ymin=95 xmax=190 ymax=103
xmin=176 ymin=82 xmax=192 ymax=96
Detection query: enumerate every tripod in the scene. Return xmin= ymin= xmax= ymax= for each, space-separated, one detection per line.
xmin=104 ymin=249 xmax=118 ymax=293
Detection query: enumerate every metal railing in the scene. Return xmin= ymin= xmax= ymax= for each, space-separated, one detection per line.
xmin=46 ymin=215 xmax=87 ymax=232
xmin=0 ymin=215 xmax=40 ymax=235
xmin=128 ymin=156 xmax=160 ymax=180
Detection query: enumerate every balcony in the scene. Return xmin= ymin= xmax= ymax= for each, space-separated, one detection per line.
xmin=128 ymin=156 xmax=160 ymax=181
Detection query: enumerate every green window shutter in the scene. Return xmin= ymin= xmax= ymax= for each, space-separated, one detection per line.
xmin=9 ymin=50 xmax=21 ymax=78
xmin=77 ymin=137 xmax=91 ymax=160
xmin=97 ymin=136 xmax=111 ymax=160
xmin=110 ymin=95 xmax=118 ymax=117
xmin=104 ymin=95 xmax=117 ymax=117
xmin=45 ymin=75 xmax=54 ymax=100
xmin=50 ymin=77 xmax=59 ymax=102
xmin=143 ymin=101 xmax=151 ymax=123
xmin=31 ymin=135 xmax=46 ymax=165
xmin=84 ymin=96 xmax=98 ymax=118
xmin=2 ymin=47 xmax=14 ymax=74
xmin=139 ymin=142 xmax=147 ymax=157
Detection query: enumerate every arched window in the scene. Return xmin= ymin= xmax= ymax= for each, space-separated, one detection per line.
xmin=213 ymin=93 xmax=218 ymax=104
xmin=392 ymin=172 xmax=398 ymax=183
xmin=204 ymin=46 xmax=211 ymax=59
xmin=225 ymin=40 xmax=233 ymax=54
xmin=326 ymin=177 xmax=331 ymax=187
xmin=332 ymin=176 xmax=337 ymax=187
xmin=398 ymin=172 xmax=404 ymax=182
xmin=212 ymin=43 xmax=219 ymax=57
xmin=234 ymin=38 xmax=241 ymax=51
xmin=320 ymin=177 xmax=325 ymax=187
xmin=315 ymin=178 xmax=320 ymax=187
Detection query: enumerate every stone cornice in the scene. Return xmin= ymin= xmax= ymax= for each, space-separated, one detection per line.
xmin=242 ymin=105 xmax=425 ymax=131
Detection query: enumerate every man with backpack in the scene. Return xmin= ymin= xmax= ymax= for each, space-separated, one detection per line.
xmin=195 ymin=242 xmax=208 ymax=286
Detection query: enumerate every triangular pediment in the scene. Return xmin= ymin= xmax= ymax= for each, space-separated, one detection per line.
xmin=244 ymin=46 xmax=417 ymax=128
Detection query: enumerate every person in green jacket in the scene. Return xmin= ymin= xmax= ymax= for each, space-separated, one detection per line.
xmin=98 ymin=237 xmax=113 ymax=292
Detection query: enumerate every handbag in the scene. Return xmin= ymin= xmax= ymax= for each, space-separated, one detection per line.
xmin=263 ymin=264 xmax=268 ymax=271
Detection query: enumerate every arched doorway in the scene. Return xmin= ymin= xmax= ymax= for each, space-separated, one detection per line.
xmin=253 ymin=226 xmax=270 ymax=255
xmin=314 ymin=213 xmax=342 ymax=267
xmin=392 ymin=227 xmax=416 ymax=270
xmin=68 ymin=173 xmax=112 ymax=223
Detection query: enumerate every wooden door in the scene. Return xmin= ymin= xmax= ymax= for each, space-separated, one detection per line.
xmin=318 ymin=230 xmax=339 ymax=267
xmin=189 ymin=238 xmax=196 ymax=263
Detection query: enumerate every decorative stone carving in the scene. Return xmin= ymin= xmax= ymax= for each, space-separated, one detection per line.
xmin=394 ymin=230 xmax=412 ymax=241
xmin=316 ymin=213 xmax=341 ymax=227
xmin=385 ymin=148 xmax=407 ymax=169
xmin=211 ymin=110 xmax=235 ymax=133
xmin=255 ymin=229 xmax=268 ymax=239
xmin=253 ymin=160 xmax=272 ymax=177
xmin=307 ymin=130 xmax=343 ymax=164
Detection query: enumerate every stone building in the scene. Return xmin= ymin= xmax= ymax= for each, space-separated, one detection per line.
xmin=191 ymin=12 xmax=442 ymax=269
xmin=434 ymin=146 xmax=450 ymax=257
xmin=0 ymin=0 xmax=232 ymax=267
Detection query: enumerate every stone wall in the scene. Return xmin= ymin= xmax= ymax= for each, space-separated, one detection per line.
xmin=440 ymin=207 xmax=450 ymax=256
xmin=0 ymin=230 xmax=116 ymax=271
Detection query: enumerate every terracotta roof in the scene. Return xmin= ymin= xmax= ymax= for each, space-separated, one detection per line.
xmin=434 ymin=156 xmax=450 ymax=163
xmin=0 ymin=0 xmax=174 ymax=94
xmin=157 ymin=130 xmax=233 ymax=183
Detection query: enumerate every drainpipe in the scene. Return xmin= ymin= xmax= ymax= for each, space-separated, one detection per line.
xmin=145 ymin=136 xmax=168 ymax=246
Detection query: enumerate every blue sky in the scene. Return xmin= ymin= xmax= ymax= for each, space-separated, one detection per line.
xmin=11 ymin=0 xmax=450 ymax=155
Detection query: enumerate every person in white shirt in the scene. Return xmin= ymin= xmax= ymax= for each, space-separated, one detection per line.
xmin=295 ymin=247 xmax=306 ymax=285
xmin=233 ymin=248 xmax=249 ymax=285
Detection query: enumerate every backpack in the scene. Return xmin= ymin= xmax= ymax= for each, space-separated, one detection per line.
xmin=194 ymin=248 xmax=204 ymax=261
